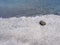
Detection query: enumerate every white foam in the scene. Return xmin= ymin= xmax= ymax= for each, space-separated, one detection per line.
xmin=0 ymin=14 xmax=60 ymax=45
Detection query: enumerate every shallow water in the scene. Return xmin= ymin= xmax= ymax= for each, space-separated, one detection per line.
xmin=0 ymin=0 xmax=60 ymax=18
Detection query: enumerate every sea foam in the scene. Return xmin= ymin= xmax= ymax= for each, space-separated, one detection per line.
xmin=0 ymin=14 xmax=60 ymax=45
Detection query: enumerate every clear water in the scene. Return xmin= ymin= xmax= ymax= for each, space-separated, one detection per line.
xmin=0 ymin=0 xmax=60 ymax=18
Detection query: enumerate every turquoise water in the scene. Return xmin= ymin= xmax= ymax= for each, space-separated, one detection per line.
xmin=0 ymin=0 xmax=60 ymax=18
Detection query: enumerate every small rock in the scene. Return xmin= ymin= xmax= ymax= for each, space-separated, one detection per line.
xmin=39 ymin=20 xmax=46 ymax=26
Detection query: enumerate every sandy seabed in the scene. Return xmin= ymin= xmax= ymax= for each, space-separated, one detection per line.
xmin=0 ymin=14 xmax=60 ymax=45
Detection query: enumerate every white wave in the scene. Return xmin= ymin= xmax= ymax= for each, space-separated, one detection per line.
xmin=0 ymin=14 xmax=60 ymax=45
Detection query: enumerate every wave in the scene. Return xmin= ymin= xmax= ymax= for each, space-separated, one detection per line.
xmin=0 ymin=0 xmax=60 ymax=18
xmin=0 ymin=7 xmax=60 ymax=18
xmin=0 ymin=14 xmax=60 ymax=45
